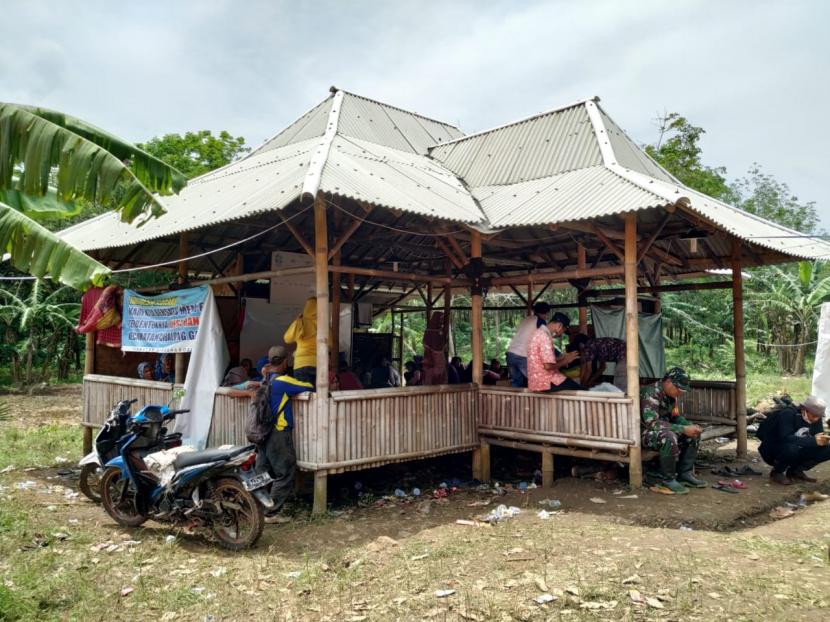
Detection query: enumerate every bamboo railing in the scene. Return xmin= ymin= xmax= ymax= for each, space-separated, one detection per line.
xmin=478 ymin=387 xmax=637 ymax=451
xmin=681 ymin=380 xmax=737 ymax=424
xmin=82 ymin=375 xmax=182 ymax=427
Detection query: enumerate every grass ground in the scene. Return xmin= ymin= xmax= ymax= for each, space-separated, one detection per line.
xmin=2 ymin=382 xmax=830 ymax=621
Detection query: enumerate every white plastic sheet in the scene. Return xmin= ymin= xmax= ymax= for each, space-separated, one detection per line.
xmin=175 ymin=288 xmax=229 ymax=449
xmin=813 ymin=303 xmax=830 ymax=405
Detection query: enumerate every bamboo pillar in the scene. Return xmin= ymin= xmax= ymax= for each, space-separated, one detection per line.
xmin=624 ymin=213 xmax=643 ymax=487
xmin=83 ymin=333 xmax=95 ymax=454
xmin=542 ymin=451 xmax=554 ymax=488
xmin=175 ymin=232 xmax=188 ymax=383
xmin=732 ymin=239 xmax=748 ymax=457
xmin=577 ymin=243 xmax=588 ymax=334
xmin=470 ymin=231 xmax=483 ymax=385
xmin=330 ymin=250 xmax=341 ymax=371
xmin=312 ymin=194 xmax=331 ymax=515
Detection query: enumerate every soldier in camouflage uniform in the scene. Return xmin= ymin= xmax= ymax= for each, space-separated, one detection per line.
xmin=641 ymin=367 xmax=706 ymax=494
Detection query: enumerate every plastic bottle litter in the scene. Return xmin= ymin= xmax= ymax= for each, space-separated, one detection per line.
xmin=394 ymin=488 xmax=406 ymax=498
xmin=537 ymin=510 xmax=552 ymax=520
xmin=538 ymin=499 xmax=562 ymax=510
xmin=411 ymin=488 xmax=421 ymax=497
xmin=518 ymin=481 xmax=529 ymax=491
xmin=483 ymin=504 xmax=521 ymax=523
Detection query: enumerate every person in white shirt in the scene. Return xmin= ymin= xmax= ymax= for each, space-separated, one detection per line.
xmin=505 ymin=302 xmax=551 ymax=387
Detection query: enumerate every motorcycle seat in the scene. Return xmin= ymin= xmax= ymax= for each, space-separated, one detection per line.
xmin=174 ymin=445 xmax=253 ymax=470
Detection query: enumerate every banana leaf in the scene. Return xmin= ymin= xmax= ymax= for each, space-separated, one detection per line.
xmin=0 ymin=103 xmax=186 ymax=224
xmin=0 ymin=200 xmax=110 ymax=289
xmin=0 ymin=187 xmax=81 ymax=219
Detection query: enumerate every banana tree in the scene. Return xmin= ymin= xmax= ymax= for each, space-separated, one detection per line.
xmin=0 ymin=103 xmax=186 ymax=289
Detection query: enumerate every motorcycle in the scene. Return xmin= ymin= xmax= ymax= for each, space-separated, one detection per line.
xmin=78 ymin=399 xmax=182 ymax=503
xmin=99 ymin=402 xmax=274 ymax=550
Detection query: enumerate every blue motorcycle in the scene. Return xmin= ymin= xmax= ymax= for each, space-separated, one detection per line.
xmin=99 ymin=403 xmax=274 ymax=550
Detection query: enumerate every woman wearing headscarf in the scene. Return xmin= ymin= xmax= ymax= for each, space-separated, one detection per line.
xmin=422 ymin=311 xmax=448 ymax=385
xmin=137 ymin=362 xmax=155 ymax=381
xmin=154 ymin=353 xmax=175 ymax=383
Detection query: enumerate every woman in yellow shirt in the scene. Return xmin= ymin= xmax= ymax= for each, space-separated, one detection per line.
xmin=284 ymin=297 xmax=319 ymax=386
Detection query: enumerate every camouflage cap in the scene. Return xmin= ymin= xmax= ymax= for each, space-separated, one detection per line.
xmin=664 ymin=366 xmax=691 ymax=391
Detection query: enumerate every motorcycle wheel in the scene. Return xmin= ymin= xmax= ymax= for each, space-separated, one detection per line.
xmin=100 ymin=467 xmax=148 ymax=527
xmin=210 ymin=478 xmax=264 ymax=550
xmin=79 ymin=463 xmax=103 ymax=503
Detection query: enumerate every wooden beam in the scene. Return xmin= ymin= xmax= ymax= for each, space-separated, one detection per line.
xmin=591 ymin=225 xmax=625 ymax=262
xmin=446 ymin=234 xmax=468 ymax=265
xmin=327 ymin=204 xmax=372 ymax=260
xmin=508 ymin=284 xmax=528 ymax=306
xmin=532 ymin=281 xmax=552 ymax=304
xmin=584 ymin=280 xmax=733 ymax=297
xmin=470 ymin=230 xmax=483 ymax=385
xmin=282 ymin=214 xmax=314 ymax=258
xmin=329 ymin=265 xmax=454 ymax=285
xmin=732 ymin=238 xmax=747 ymax=458
xmin=577 ymin=243 xmax=588 ymax=333
xmin=624 ymin=213 xmax=642 ymax=488
xmin=637 ymin=211 xmax=672 ymax=263
xmin=490 ymin=265 xmax=625 ymax=286
xmin=175 ymin=233 xmax=188 ymax=384
xmin=434 ymin=237 xmax=464 ymax=270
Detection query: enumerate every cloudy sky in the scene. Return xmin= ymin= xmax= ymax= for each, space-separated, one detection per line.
xmin=1 ymin=0 xmax=828 ymax=229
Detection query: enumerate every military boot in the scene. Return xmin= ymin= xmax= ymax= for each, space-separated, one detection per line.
xmin=655 ymin=453 xmax=688 ymax=494
xmin=676 ymin=444 xmax=707 ymax=488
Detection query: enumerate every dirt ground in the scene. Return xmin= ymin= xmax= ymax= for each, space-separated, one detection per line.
xmin=2 ymin=386 xmax=830 ymax=621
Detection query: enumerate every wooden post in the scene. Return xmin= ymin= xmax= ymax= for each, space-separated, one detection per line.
xmin=542 ymin=451 xmax=554 ymax=488
xmin=313 ymin=194 xmax=331 ymax=514
xmin=732 ymin=239 xmax=747 ymax=457
xmin=175 ymin=232 xmax=188 ymax=383
xmin=577 ymin=243 xmax=588 ymax=334
xmin=470 ymin=230 xmax=483 ymax=385
xmin=624 ymin=213 xmax=643 ymax=488
xmin=480 ymin=440 xmax=491 ymax=483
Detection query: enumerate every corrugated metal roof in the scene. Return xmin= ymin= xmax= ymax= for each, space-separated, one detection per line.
xmin=474 ymin=166 xmax=665 ymax=227
xmin=596 ymin=108 xmax=675 ymax=182
xmin=60 ymin=138 xmax=316 ymax=250
xmin=320 ymin=135 xmax=484 ymax=222
xmin=251 ymin=97 xmax=333 ymax=154
xmin=335 ymin=91 xmax=463 ymax=154
xmin=430 ymin=104 xmax=602 ymax=186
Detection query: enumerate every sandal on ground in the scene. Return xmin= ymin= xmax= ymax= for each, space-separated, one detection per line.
xmin=736 ymin=465 xmax=762 ymax=476
xmin=717 ymin=479 xmax=746 ymax=489
xmin=711 ymin=467 xmax=734 ymax=476
xmin=711 ymin=483 xmax=739 ymax=494
xmin=649 ymin=484 xmax=677 ymax=495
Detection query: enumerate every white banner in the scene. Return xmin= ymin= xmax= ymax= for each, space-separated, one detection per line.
xmin=813 ymin=303 xmax=830 ymax=405
xmin=175 ymin=288 xmax=229 ymax=450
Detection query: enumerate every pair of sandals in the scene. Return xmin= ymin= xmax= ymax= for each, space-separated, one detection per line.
xmin=711 ymin=479 xmax=747 ymax=493
xmin=711 ymin=465 xmax=762 ymax=477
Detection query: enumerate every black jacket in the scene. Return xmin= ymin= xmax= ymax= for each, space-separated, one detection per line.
xmin=763 ymin=406 xmax=823 ymax=449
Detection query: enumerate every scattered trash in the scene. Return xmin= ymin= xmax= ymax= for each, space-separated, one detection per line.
xmin=679 ymin=524 xmax=693 ymax=531
xmin=164 ymin=535 xmax=177 ymax=546
xmin=618 ymin=494 xmax=638 ymax=499
xmin=456 ymin=519 xmax=488 ymax=527
xmin=802 ymin=491 xmax=829 ymax=503
xmin=411 ymin=488 xmax=421 ymax=497
xmin=210 ymin=567 xmax=227 ymax=578
xmin=482 ymin=505 xmax=521 ymax=523
xmin=517 ymin=481 xmax=528 ymax=491
xmin=46 ymin=505 xmax=57 ymax=511
xmin=433 ymin=488 xmax=448 ymax=499
xmin=622 ymin=574 xmax=641 ymax=585
xmin=286 ymin=571 xmax=302 ymax=578
xmin=410 ymin=553 xmax=429 ymax=561
xmin=645 ymin=596 xmax=664 ymax=609
xmin=435 ymin=589 xmax=455 ymax=598
xmin=394 ymin=488 xmax=406 ymax=498
xmin=64 ymin=490 xmax=80 ymax=499
xmin=534 ymin=577 xmax=549 ymax=592
xmin=0 ymin=465 xmax=16 ymax=473
xmin=629 ymin=589 xmax=644 ymax=604
xmin=580 ymin=600 xmax=617 ymax=610
xmin=565 ymin=586 xmax=580 ymax=596
xmin=120 ymin=587 xmax=134 ymax=597
xmin=533 ymin=593 xmax=557 ymax=604
xmin=191 ymin=587 xmax=206 ymax=595
xmin=538 ymin=499 xmax=562 ymax=509
xmin=467 ymin=500 xmax=490 ymax=507
xmin=54 ymin=456 xmax=70 ymax=464
xmin=589 ymin=497 xmax=607 ymax=504
xmin=536 ymin=510 xmax=551 ymax=520
xmin=714 ymin=437 xmax=730 ymax=444
xmin=769 ymin=506 xmax=796 ymax=520
xmin=14 ymin=481 xmax=37 ymax=490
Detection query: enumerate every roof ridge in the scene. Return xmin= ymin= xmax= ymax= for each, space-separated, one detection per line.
xmin=333 ymin=87 xmax=463 ymax=132
xmin=301 ymin=90 xmax=345 ymax=199
xmin=427 ymin=97 xmax=599 ymax=152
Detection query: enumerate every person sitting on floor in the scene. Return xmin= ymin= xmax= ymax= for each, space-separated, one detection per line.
xmin=527 ymin=312 xmax=582 ymax=393
xmin=641 ymin=367 xmax=705 ymax=494
xmin=570 ymin=334 xmax=628 ymax=391
xmin=758 ymin=395 xmax=829 ymax=485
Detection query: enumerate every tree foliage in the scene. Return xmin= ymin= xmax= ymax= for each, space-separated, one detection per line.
xmin=138 ymin=130 xmax=250 ymax=180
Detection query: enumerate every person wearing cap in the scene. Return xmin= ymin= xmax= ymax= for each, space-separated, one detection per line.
xmin=641 ymin=367 xmax=705 ymax=494
xmin=506 ymin=302 xmax=552 ymax=388
xmin=527 ymin=312 xmax=583 ymax=393
xmin=758 ymin=395 xmax=829 ymax=485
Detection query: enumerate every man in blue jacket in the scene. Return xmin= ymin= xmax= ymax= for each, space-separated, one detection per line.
xmin=758 ymin=395 xmax=829 ymax=485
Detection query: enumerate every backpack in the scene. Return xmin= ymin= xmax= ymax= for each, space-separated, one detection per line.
xmin=756 ymin=394 xmax=796 ymax=442
xmin=245 ymin=381 xmax=277 ymax=445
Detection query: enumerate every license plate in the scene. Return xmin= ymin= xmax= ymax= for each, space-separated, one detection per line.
xmin=242 ymin=472 xmax=273 ymax=491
